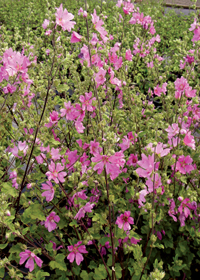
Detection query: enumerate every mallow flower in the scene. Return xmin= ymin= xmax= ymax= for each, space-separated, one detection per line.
xmin=19 ymin=250 xmax=43 ymax=272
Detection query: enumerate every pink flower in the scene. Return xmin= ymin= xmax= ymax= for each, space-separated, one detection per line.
xmin=89 ymin=140 xmax=102 ymax=156
xmin=55 ymin=4 xmax=76 ymax=32
xmin=42 ymin=19 xmax=50 ymax=29
xmin=41 ymin=181 xmax=55 ymax=202
xmin=183 ymin=132 xmax=195 ymax=150
xmin=3 ymin=84 xmax=16 ymax=94
xmin=19 ymin=250 xmax=43 ymax=272
xmin=127 ymin=154 xmax=138 ymax=167
xmin=45 ymin=111 xmax=59 ymax=128
xmin=10 ymin=141 xmax=28 ymax=159
xmin=123 ymin=1 xmax=135 ymax=15
xmin=44 ymin=212 xmax=60 ymax=232
xmin=75 ymin=104 xmax=85 ymax=122
xmin=177 ymin=197 xmax=197 ymax=226
xmin=168 ymin=199 xmax=177 ymax=222
xmin=91 ymin=9 xmax=108 ymax=42
xmin=46 ymin=161 xmax=67 ymax=183
xmin=166 ymin=123 xmax=180 ymax=139
xmin=116 ymin=211 xmax=134 ymax=231
xmin=67 ymin=241 xmax=88 ymax=265
xmin=71 ymin=31 xmax=82 ymax=43
xmin=45 ymin=29 xmax=52 ymax=36
xmin=147 ymin=61 xmax=154 ymax=68
xmin=74 ymin=202 xmax=95 ymax=220
xmin=119 ymin=136 xmax=130 ymax=151
xmin=91 ymin=151 xmax=125 ymax=180
xmin=192 ymin=26 xmax=200 ymax=42
xmin=46 ymin=49 xmax=50 ymax=55
xmin=146 ymin=173 xmax=162 ymax=193
xmin=175 ymin=155 xmax=194 ymax=175
xmin=130 ymin=237 xmax=142 ymax=244
xmin=78 ymin=7 xmax=84 ymax=15
xmin=79 ymin=92 xmax=96 ymax=112
xmin=75 ymin=121 xmax=85 ymax=133
xmin=146 ymin=142 xmax=170 ymax=157
xmin=49 ymin=241 xmax=63 ymax=251
xmin=135 ymin=153 xmax=155 ymax=178
xmin=125 ymin=49 xmax=133 ymax=61
xmin=95 ymin=68 xmax=106 ymax=88
xmin=60 ymin=101 xmax=78 ymax=120
xmin=153 ymin=84 xmax=163 ymax=97
xmin=51 ymin=148 xmax=61 ymax=161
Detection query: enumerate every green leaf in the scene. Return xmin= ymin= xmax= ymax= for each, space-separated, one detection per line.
xmin=49 ymin=254 xmax=67 ymax=271
xmin=88 ymin=260 xmax=97 ymax=270
xmin=80 ymin=271 xmax=93 ymax=280
xmin=22 ymin=203 xmax=45 ymax=222
xmin=163 ymin=239 xmax=173 ymax=248
xmin=72 ymin=266 xmax=80 ymax=276
xmin=94 ymin=264 xmax=108 ymax=280
xmin=0 ymin=267 xmax=5 ymax=278
xmin=35 ymin=271 xmax=50 ymax=280
xmin=46 ymin=242 xmax=54 ymax=252
xmin=100 ymin=237 xmax=110 ymax=246
xmin=133 ymin=245 xmax=143 ymax=261
xmin=138 ymin=131 xmax=146 ymax=138
xmin=115 ymin=263 xmax=122 ymax=279
xmin=22 ymin=227 xmax=29 ymax=235
xmin=0 ymin=243 xmax=8 ymax=249
xmin=1 ymin=182 xmax=18 ymax=198
xmin=57 ymin=84 xmax=69 ymax=92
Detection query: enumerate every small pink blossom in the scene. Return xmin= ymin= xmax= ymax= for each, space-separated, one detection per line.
xmin=116 ymin=211 xmax=134 ymax=231
xmin=192 ymin=26 xmax=200 ymax=42
xmin=45 ymin=29 xmax=52 ymax=36
xmin=168 ymin=199 xmax=177 ymax=222
xmin=60 ymin=101 xmax=78 ymax=120
xmin=79 ymin=92 xmax=96 ymax=112
xmin=136 ymin=153 xmax=155 ymax=178
xmin=91 ymin=151 xmax=125 ymax=180
xmin=67 ymin=241 xmax=88 ymax=265
xmin=74 ymin=202 xmax=95 ymax=220
xmin=42 ymin=19 xmax=49 ymax=30
xmin=127 ymin=154 xmax=138 ymax=167
xmin=19 ymin=250 xmax=43 ymax=272
xmin=75 ymin=121 xmax=85 ymax=133
xmin=95 ymin=68 xmax=106 ymax=88
xmin=166 ymin=123 xmax=180 ymax=139
xmin=71 ymin=31 xmax=82 ymax=43
xmin=41 ymin=181 xmax=55 ymax=202
xmin=10 ymin=141 xmax=28 ymax=159
xmin=183 ymin=132 xmax=195 ymax=150
xmin=3 ymin=84 xmax=16 ymax=94
xmin=55 ymin=4 xmax=76 ymax=32
xmin=46 ymin=161 xmax=67 ymax=183
xmin=44 ymin=212 xmax=60 ymax=232
xmin=175 ymin=155 xmax=194 ymax=175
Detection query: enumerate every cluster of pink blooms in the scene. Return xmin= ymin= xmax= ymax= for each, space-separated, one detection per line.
xmin=59 ymin=91 xmax=96 ymax=134
xmin=0 ymin=47 xmax=36 ymax=107
xmin=174 ymin=76 xmax=196 ymax=99
xmin=7 ymin=1 xmax=199 ymax=273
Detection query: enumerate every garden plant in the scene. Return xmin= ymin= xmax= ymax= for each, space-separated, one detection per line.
xmin=0 ymin=0 xmax=200 ymax=279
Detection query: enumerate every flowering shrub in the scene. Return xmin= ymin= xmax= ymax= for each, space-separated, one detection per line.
xmin=0 ymin=0 xmax=200 ymax=279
